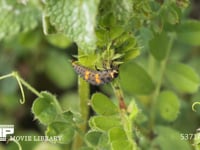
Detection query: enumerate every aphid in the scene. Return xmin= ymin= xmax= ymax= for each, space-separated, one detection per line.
xmin=72 ymin=61 xmax=119 ymax=85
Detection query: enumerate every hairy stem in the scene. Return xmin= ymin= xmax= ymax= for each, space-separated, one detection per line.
xmin=111 ymin=79 xmax=127 ymax=110
xmin=72 ymin=51 xmax=90 ymax=150
xmin=112 ymin=80 xmax=137 ymax=149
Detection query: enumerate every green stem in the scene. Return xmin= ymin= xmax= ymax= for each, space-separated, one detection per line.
xmin=72 ymin=51 xmax=90 ymax=150
xmin=121 ymin=111 xmax=137 ymax=147
xmin=118 ymin=99 xmax=137 ymax=149
xmin=50 ymin=93 xmax=63 ymax=114
xmin=149 ymin=34 xmax=175 ymax=128
xmin=0 ymin=73 xmax=13 ymax=80
xmin=17 ymin=74 xmax=41 ymax=98
xmin=111 ymin=79 xmax=127 ymax=110
xmin=148 ymin=55 xmax=156 ymax=77
xmin=0 ymin=71 xmax=42 ymax=104
xmin=111 ymin=80 xmax=137 ymax=148
xmin=15 ymin=72 xmax=26 ymax=104
xmin=8 ymin=138 xmax=22 ymax=150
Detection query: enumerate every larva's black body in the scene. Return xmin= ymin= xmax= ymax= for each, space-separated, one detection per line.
xmin=72 ymin=61 xmax=119 ymax=85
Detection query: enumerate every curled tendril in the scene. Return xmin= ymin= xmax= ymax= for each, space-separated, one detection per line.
xmin=192 ymin=102 xmax=200 ymax=112
xmin=0 ymin=71 xmax=42 ymax=105
xmin=13 ymin=72 xmax=25 ymax=104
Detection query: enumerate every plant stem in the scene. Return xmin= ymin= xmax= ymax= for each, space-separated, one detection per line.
xmin=149 ymin=34 xmax=175 ymax=128
xmin=17 ymin=74 xmax=41 ymax=98
xmin=8 ymin=138 xmax=22 ymax=150
xmin=148 ymin=55 xmax=156 ymax=77
xmin=0 ymin=72 xmax=42 ymax=104
xmin=72 ymin=51 xmax=90 ymax=150
xmin=52 ymin=93 xmax=63 ymax=114
xmin=78 ymin=78 xmax=90 ymax=130
xmin=0 ymin=73 xmax=13 ymax=80
xmin=111 ymin=79 xmax=127 ymax=110
xmin=120 ymin=110 xmax=137 ymax=149
xmin=111 ymin=80 xmax=137 ymax=149
xmin=111 ymin=80 xmax=129 ymax=137
xmin=15 ymin=72 xmax=26 ymax=104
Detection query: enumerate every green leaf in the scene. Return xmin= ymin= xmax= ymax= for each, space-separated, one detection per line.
xmin=111 ymin=140 xmax=133 ymax=150
xmin=18 ymin=31 xmax=41 ymax=49
xmin=46 ymin=122 xmax=75 ymax=144
xmin=60 ymin=93 xmax=80 ymax=113
xmin=0 ymin=1 xmax=39 ymax=40
xmin=163 ymin=6 xmax=179 ymax=25
xmin=84 ymin=133 xmax=111 ymax=149
xmin=96 ymin=28 xmax=109 ymax=47
xmin=54 ymin=110 xmax=82 ymax=125
xmin=89 ymin=116 xmax=121 ymax=131
xmin=45 ymin=51 xmax=76 ymax=89
xmin=193 ymin=132 xmax=200 ymax=148
xmin=98 ymin=133 xmax=111 ymax=149
xmin=46 ymin=34 xmax=72 ymax=49
xmin=85 ymin=131 xmax=102 ymax=147
xmin=122 ymin=49 xmax=140 ymax=61
xmin=79 ymin=147 xmax=94 ymax=150
xmin=166 ymin=63 xmax=200 ymax=93
xmin=33 ymin=143 xmax=62 ymax=150
xmin=44 ymin=0 xmax=100 ymax=53
xmin=120 ymin=37 xmax=137 ymax=52
xmin=115 ymin=34 xmax=140 ymax=61
xmin=151 ymin=16 xmax=163 ymax=33
xmin=62 ymin=111 xmax=74 ymax=123
xmin=176 ymin=0 xmax=190 ymax=8
xmin=99 ymin=0 xmax=133 ymax=25
xmin=177 ymin=20 xmax=200 ymax=46
xmin=139 ymin=27 xmax=154 ymax=50
xmin=108 ymin=127 xmax=127 ymax=142
xmin=151 ymin=126 xmax=191 ymax=150
xmin=149 ymin=32 xmax=170 ymax=61
xmin=168 ymin=10 xmax=179 ymax=25
xmin=127 ymin=100 xmax=139 ymax=120
xmin=157 ymin=91 xmax=180 ymax=122
xmin=32 ymin=92 xmax=60 ymax=125
xmin=91 ymin=93 xmax=119 ymax=116
xmin=120 ymin=61 xmax=155 ymax=95
xmin=120 ymin=37 xmax=140 ymax=61
xmin=109 ymin=26 xmax=124 ymax=40
xmin=112 ymin=0 xmax=133 ymax=24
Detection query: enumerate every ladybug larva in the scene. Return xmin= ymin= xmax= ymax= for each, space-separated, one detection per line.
xmin=72 ymin=61 xmax=119 ymax=85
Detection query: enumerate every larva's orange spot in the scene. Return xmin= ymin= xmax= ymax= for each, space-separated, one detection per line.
xmin=84 ymin=71 xmax=90 ymax=80
xmin=72 ymin=60 xmax=119 ymax=85
xmin=95 ymin=74 xmax=101 ymax=84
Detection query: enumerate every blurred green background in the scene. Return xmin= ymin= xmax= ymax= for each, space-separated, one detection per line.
xmin=0 ymin=0 xmax=200 ymax=150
